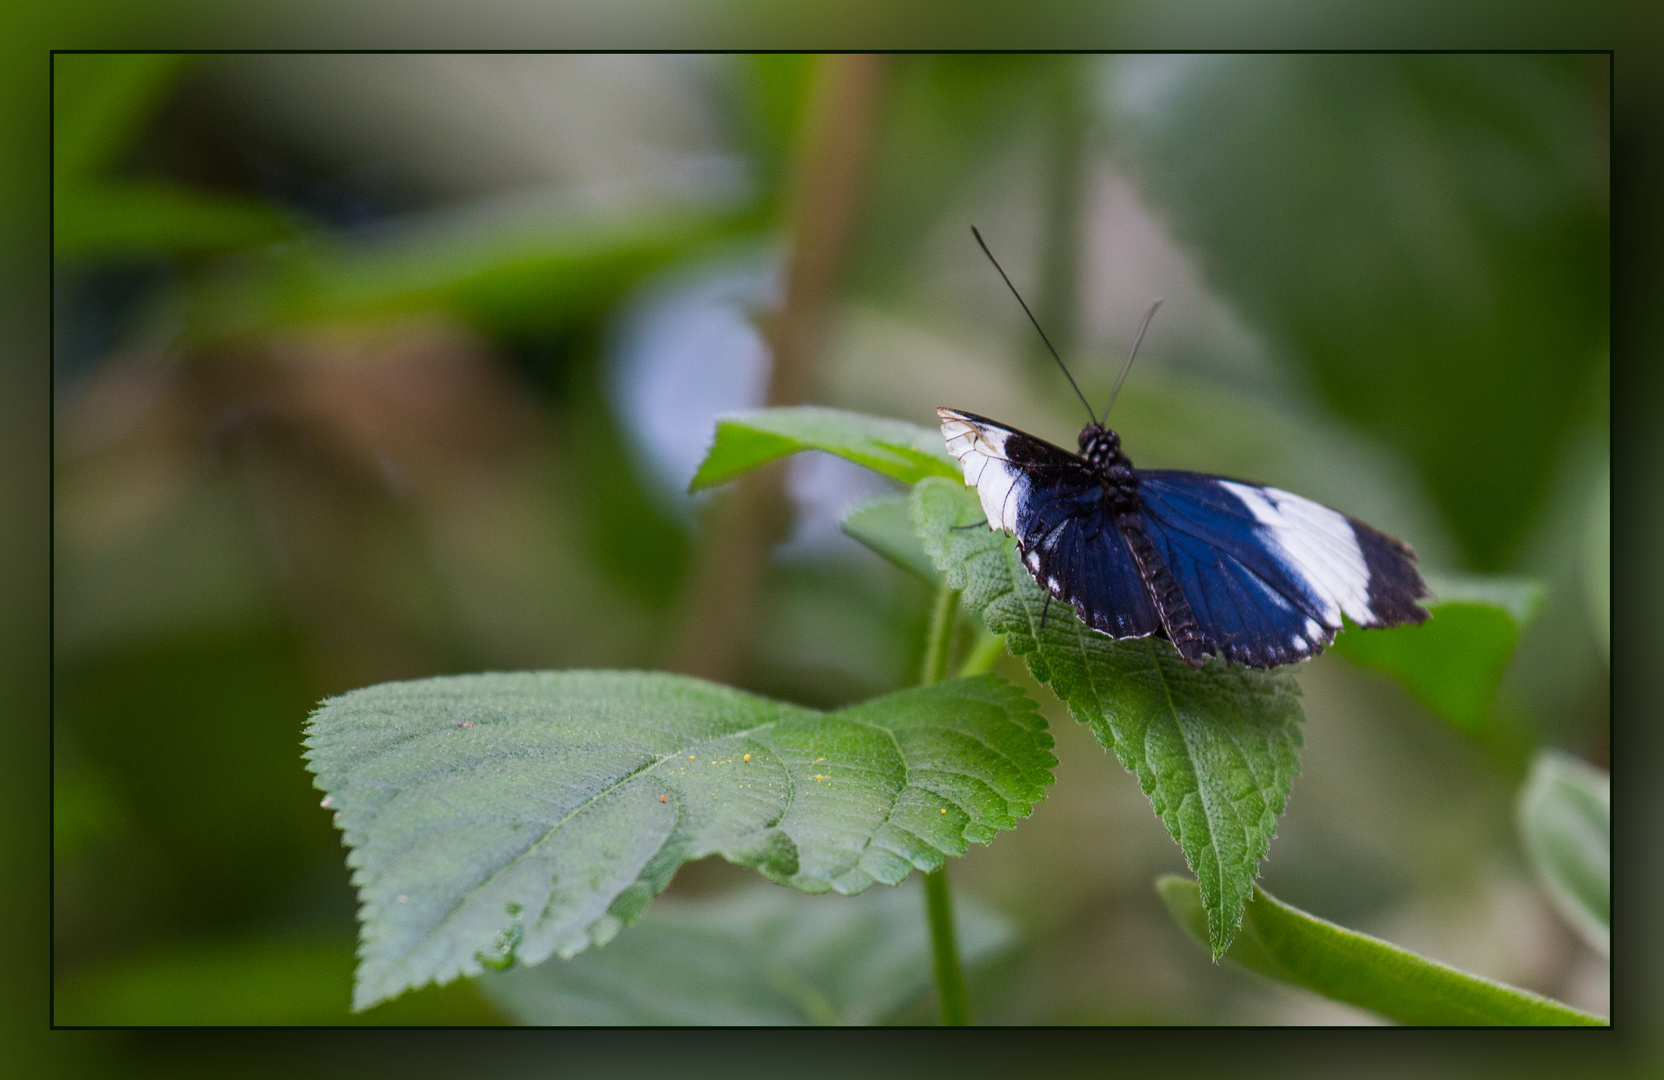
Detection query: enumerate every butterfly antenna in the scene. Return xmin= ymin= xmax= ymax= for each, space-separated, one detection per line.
xmin=971 ymin=225 xmax=1096 ymax=425
xmin=1100 ymin=298 xmax=1162 ymax=425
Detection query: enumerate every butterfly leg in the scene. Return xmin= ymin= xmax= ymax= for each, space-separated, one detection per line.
xmin=951 ymin=518 xmax=989 ymax=531
xmin=1039 ymin=594 xmax=1051 ymax=632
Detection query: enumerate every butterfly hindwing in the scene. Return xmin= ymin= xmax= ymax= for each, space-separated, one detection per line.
xmin=1016 ymin=473 xmax=1163 ymax=640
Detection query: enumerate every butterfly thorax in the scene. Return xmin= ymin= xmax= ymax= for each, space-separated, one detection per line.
xmin=1078 ymin=424 xmax=1141 ymax=513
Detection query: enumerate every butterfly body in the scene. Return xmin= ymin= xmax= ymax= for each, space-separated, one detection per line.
xmin=938 ymin=407 xmax=1431 ymax=669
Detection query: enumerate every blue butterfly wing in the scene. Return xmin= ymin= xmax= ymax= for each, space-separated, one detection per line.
xmin=1137 ymin=470 xmax=1430 ymax=666
xmin=938 ymin=408 xmax=1159 ymax=639
xmin=937 ymin=410 xmax=1429 ymax=668
xmin=1015 ymin=477 xmax=1162 ymax=640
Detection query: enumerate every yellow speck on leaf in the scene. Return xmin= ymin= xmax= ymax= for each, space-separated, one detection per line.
xmin=659 ymin=795 xmax=668 ymax=803
xmin=743 ymin=754 xmax=751 ymax=762
xmin=688 ymin=755 xmax=696 ymax=760
xmin=940 ymin=808 xmax=948 ymax=814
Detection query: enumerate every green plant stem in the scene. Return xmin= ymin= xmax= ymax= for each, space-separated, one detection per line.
xmin=918 ymin=578 xmax=969 ymax=1024
xmin=920 ymin=580 xmax=960 ymax=687
xmin=924 ymin=864 xmax=969 ymax=1025
xmin=958 ymin=627 xmax=1005 ymax=678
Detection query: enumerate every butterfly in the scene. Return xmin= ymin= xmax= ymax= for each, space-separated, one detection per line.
xmin=939 ymin=228 xmax=1431 ymax=669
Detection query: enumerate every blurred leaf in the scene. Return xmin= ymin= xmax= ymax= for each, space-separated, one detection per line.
xmin=1421 ymin=573 xmax=1546 ymax=625
xmin=1331 ymin=574 xmax=1544 ymax=732
xmin=740 ymin=54 xmax=819 ymax=206
xmin=561 ymin=367 xmax=691 ymax=607
xmin=1158 ymin=875 xmax=1603 ymax=1026
xmin=304 ymin=671 xmax=1053 ymax=1010
xmin=1111 ymin=54 xmax=1608 ymax=567
xmin=189 ymin=206 xmax=735 ymax=339
xmin=855 ymin=55 xmax=1078 ymax=298
xmin=53 ymin=53 xmax=194 ymax=183
xmin=1585 ymin=464 xmax=1609 ymax=661
xmin=54 ymin=938 xmax=503 ymax=1025
xmin=53 ymin=55 xmax=298 ymax=259
xmin=1517 ymin=750 xmax=1608 ymax=956
xmin=480 ymin=880 xmax=1015 ymax=1025
xmin=914 ymin=476 xmax=1301 ymax=958
xmin=689 ymin=406 xmax=958 ymax=492
xmin=54 ymin=181 xmax=296 ymax=256
xmin=51 ymin=761 xmax=124 ymax=862
xmin=54 ymin=626 xmax=332 ymax=931
xmin=840 ymin=493 xmax=939 ymax=583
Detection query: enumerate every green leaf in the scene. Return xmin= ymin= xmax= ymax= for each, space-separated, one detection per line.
xmin=1585 ymin=465 xmax=1609 ymax=661
xmin=1110 ymin=55 xmax=1608 ymax=568
xmin=480 ymin=880 xmax=1015 ymax=1025
xmin=1157 ymin=875 xmax=1605 ymax=1026
xmin=54 ymin=53 xmax=195 ymax=183
xmin=55 ymin=182 xmax=297 ymax=257
xmin=52 ymin=937 xmax=503 ymax=1026
xmin=304 ymin=670 xmax=1053 ymax=1010
xmin=1518 ymin=750 xmax=1609 ymax=956
xmin=841 ymin=493 xmax=940 ymax=583
xmin=1331 ymin=574 xmax=1544 ymax=732
xmin=688 ymin=407 xmax=959 ymax=492
xmin=190 ymin=207 xmax=729 ymax=339
xmin=912 ymin=476 xmax=1301 ymax=958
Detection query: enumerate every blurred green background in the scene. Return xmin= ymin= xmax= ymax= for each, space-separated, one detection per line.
xmin=50 ymin=53 xmax=1608 ymax=1026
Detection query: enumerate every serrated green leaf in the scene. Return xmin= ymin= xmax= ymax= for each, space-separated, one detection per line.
xmin=480 ymin=880 xmax=1015 ymax=1025
xmin=304 ymin=670 xmax=1053 ymax=1011
xmin=688 ymin=407 xmax=959 ymax=492
xmin=1332 ymin=574 xmax=1545 ymax=732
xmin=912 ymin=476 xmax=1301 ymax=958
xmin=841 ymin=493 xmax=940 ymax=583
xmin=1518 ymin=750 xmax=1609 ymax=957
xmin=1157 ymin=876 xmax=1604 ymax=1025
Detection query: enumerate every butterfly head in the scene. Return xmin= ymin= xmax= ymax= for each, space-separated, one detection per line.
xmin=1078 ymin=424 xmax=1130 ymax=472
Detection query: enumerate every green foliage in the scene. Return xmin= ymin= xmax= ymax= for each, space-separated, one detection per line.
xmin=53 ymin=53 xmax=193 ymax=183
xmin=54 ymin=938 xmax=503 ymax=1026
xmin=54 ymin=626 xmax=332 ymax=929
xmin=1157 ymin=876 xmax=1604 ymax=1026
xmin=854 ymin=55 xmax=1080 ymax=300
xmin=55 ymin=180 xmax=298 ymax=257
xmin=1331 ymin=575 xmax=1544 ymax=732
xmin=1585 ymin=465 xmax=1610 ymax=661
xmin=1517 ymin=750 xmax=1609 ymax=957
xmin=479 ymin=881 xmax=1015 ymax=1025
xmin=687 ymin=407 xmax=958 ymax=492
xmin=304 ymin=670 xmax=1053 ymax=1010
xmin=739 ymin=54 xmax=819 ymax=205
xmin=1110 ymin=54 xmax=1609 ymax=568
xmin=53 ymin=54 xmax=299 ymax=257
xmin=912 ymin=476 xmax=1301 ymax=958
xmin=840 ymin=493 xmax=939 ymax=584
xmin=51 ymin=56 xmax=737 ymax=332
xmin=188 ymin=210 xmax=729 ymax=339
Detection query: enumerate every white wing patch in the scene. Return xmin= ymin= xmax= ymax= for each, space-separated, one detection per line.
xmin=938 ymin=408 xmax=1027 ymax=533
xmin=1219 ymin=480 xmax=1374 ymax=629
